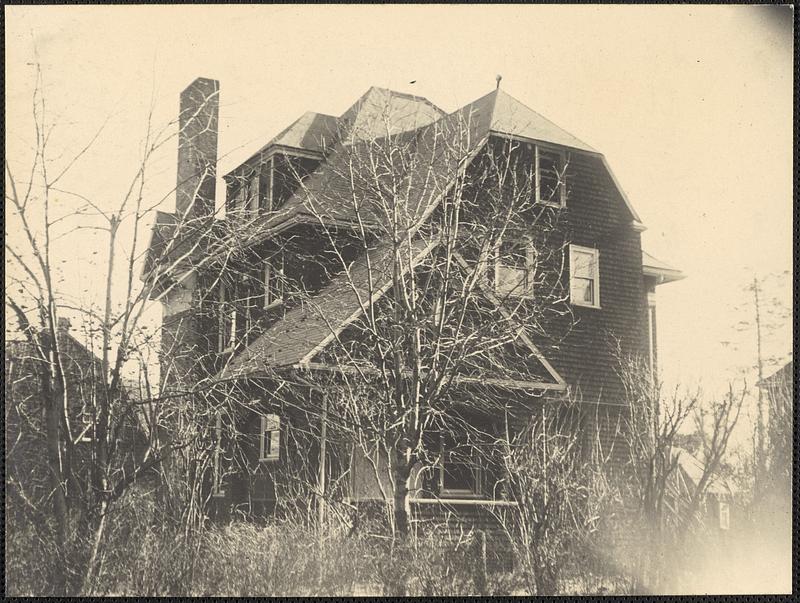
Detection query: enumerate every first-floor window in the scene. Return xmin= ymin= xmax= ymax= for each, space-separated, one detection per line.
xmin=218 ymin=282 xmax=237 ymax=352
xmin=212 ymin=412 xmax=225 ymax=497
xmin=439 ymin=432 xmax=481 ymax=497
xmin=493 ymin=237 xmax=535 ymax=298
xmin=259 ymin=414 xmax=281 ymax=462
xmin=569 ymin=244 xmax=600 ymax=308
xmin=264 ymin=253 xmax=285 ymax=309
xmin=78 ymin=406 xmax=93 ymax=443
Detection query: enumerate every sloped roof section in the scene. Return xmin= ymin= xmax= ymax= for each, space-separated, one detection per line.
xmin=642 ymin=250 xmax=686 ymax=284
xmin=218 ymin=238 xmax=437 ymax=380
xmin=339 ymin=87 xmax=446 ymax=142
xmin=460 ymin=88 xmax=597 ymax=153
xmin=266 ymin=111 xmax=339 ymax=153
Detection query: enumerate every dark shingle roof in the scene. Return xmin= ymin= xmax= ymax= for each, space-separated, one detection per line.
xmin=218 ymin=237 xmax=437 ymax=379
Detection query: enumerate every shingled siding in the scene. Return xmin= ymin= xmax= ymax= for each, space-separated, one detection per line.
xmin=553 ymin=152 xmax=648 ymax=410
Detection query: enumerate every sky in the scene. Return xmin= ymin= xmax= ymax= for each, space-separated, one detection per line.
xmin=5 ymin=5 xmax=793 ymax=408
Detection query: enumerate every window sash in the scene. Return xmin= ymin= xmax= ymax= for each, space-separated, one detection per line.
xmin=264 ymin=255 xmax=285 ymax=309
xmin=438 ymin=433 xmax=482 ymax=496
xmin=259 ymin=414 xmax=281 ymax=462
xmin=492 ymin=238 xmax=535 ymax=298
xmin=569 ymin=245 xmax=600 ymax=307
xmin=535 ymin=146 xmax=565 ymax=206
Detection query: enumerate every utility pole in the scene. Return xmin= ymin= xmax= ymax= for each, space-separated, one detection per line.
xmin=752 ymin=275 xmax=766 ymax=500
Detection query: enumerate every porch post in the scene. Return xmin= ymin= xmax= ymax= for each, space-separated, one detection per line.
xmin=317 ymin=388 xmax=327 ymax=529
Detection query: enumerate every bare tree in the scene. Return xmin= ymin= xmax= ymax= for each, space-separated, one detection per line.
xmin=4 ymin=64 xmax=230 ymax=594
xmin=222 ymin=103 xmax=580 ymax=548
xmin=615 ymin=351 xmax=744 ymax=592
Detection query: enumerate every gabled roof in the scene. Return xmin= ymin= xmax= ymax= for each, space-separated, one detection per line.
xmin=642 ymin=250 xmax=686 ymax=285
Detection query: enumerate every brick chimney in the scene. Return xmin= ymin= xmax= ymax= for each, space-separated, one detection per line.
xmin=175 ymin=77 xmax=219 ymax=222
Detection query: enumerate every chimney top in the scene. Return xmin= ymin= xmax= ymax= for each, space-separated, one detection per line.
xmin=57 ymin=317 xmax=71 ymax=332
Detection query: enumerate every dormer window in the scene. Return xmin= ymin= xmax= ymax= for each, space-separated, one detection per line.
xmin=264 ymin=252 xmax=285 ymax=309
xmin=535 ymin=146 xmax=566 ymax=207
xmin=488 ymin=236 xmax=535 ymax=298
xmin=569 ymin=244 xmax=600 ymax=308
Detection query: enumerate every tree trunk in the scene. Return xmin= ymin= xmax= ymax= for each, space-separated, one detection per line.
xmin=390 ymin=447 xmax=412 ymax=539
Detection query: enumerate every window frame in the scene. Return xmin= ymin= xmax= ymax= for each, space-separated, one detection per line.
xmin=263 ymin=252 xmax=286 ymax=310
xmin=259 ymin=413 xmax=281 ymax=463
xmin=534 ymin=144 xmax=567 ymax=208
xmin=492 ymin=235 xmax=536 ymax=299
xmin=218 ymin=282 xmax=237 ymax=353
xmin=438 ymin=432 xmax=483 ymax=498
xmin=569 ymin=244 xmax=601 ymax=308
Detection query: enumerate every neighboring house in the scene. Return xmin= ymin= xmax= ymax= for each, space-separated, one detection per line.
xmin=5 ymin=319 xmax=105 ymax=512
xmin=143 ymin=77 xmax=684 ymax=528
xmin=670 ymin=447 xmax=736 ymax=534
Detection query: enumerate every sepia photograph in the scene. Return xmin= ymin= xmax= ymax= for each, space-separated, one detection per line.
xmin=4 ymin=4 xmax=793 ymax=596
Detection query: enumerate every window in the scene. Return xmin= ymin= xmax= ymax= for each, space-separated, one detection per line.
xmin=535 ymin=146 xmax=566 ymax=206
xmin=569 ymin=245 xmax=600 ymax=308
xmin=439 ymin=432 xmax=481 ymax=497
xmin=493 ymin=237 xmax=535 ymax=298
xmin=647 ymin=293 xmax=657 ymax=376
xmin=264 ymin=253 xmax=285 ymax=309
xmin=212 ymin=412 xmax=225 ymax=497
xmin=77 ymin=407 xmax=93 ymax=443
xmin=246 ymin=172 xmax=260 ymax=214
xmin=719 ymin=501 xmax=730 ymax=530
xmin=259 ymin=414 xmax=281 ymax=462
xmin=218 ymin=283 xmax=237 ymax=352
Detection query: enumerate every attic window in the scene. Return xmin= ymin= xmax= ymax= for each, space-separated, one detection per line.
xmin=536 ymin=146 xmax=566 ymax=207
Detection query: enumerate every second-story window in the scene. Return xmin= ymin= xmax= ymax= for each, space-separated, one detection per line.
xmin=493 ymin=237 xmax=535 ymax=298
xmin=569 ymin=244 xmax=600 ymax=308
xmin=535 ymin=146 xmax=566 ymax=207
xmin=218 ymin=282 xmax=237 ymax=352
xmin=264 ymin=252 xmax=285 ymax=309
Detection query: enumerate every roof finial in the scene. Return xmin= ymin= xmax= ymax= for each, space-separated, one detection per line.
xmin=496 ymin=74 xmax=502 ymax=90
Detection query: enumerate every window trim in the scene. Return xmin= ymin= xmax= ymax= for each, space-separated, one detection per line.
xmin=259 ymin=414 xmax=281 ymax=463
xmin=569 ymin=244 xmax=601 ymax=308
xmin=492 ymin=235 xmax=536 ymax=299
xmin=218 ymin=282 xmax=237 ymax=353
xmin=263 ymin=252 xmax=286 ymax=310
xmin=534 ymin=144 xmax=567 ymax=208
